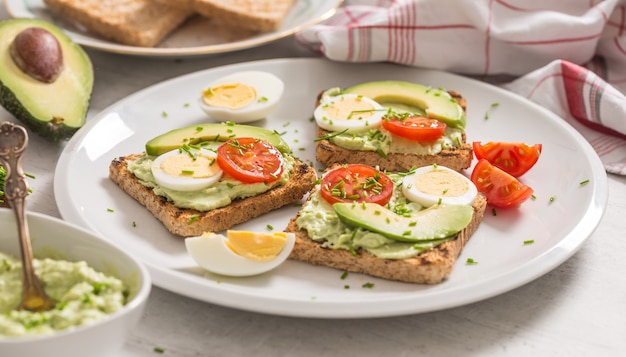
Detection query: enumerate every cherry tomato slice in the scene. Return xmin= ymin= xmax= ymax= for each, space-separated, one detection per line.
xmin=470 ymin=159 xmax=534 ymax=208
xmin=382 ymin=115 xmax=446 ymax=142
xmin=473 ymin=141 xmax=542 ymax=177
xmin=320 ymin=164 xmax=394 ymax=206
xmin=217 ymin=137 xmax=284 ymax=184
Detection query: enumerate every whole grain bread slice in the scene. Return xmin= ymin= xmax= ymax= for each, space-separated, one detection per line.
xmin=315 ymin=90 xmax=472 ymax=172
xmin=285 ymin=193 xmax=487 ymax=284
xmin=316 ymin=128 xmax=473 ymax=172
xmin=152 ymin=0 xmax=296 ymax=32
xmin=109 ymin=153 xmax=317 ymax=237
xmin=43 ymin=0 xmax=193 ymax=47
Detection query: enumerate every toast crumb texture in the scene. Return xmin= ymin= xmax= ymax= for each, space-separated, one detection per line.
xmin=316 ymin=127 xmax=473 ymax=172
xmin=152 ymin=0 xmax=297 ymax=32
xmin=286 ymin=194 xmax=487 ymax=284
xmin=43 ymin=0 xmax=193 ymax=47
xmin=109 ymin=153 xmax=317 ymax=237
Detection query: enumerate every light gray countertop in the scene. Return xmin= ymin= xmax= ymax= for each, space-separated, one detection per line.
xmin=2 ymin=7 xmax=626 ymax=357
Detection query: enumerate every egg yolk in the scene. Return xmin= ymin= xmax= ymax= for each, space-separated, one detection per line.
xmin=226 ymin=231 xmax=288 ymax=261
xmin=325 ymin=96 xmax=377 ymax=121
xmin=203 ymin=83 xmax=256 ymax=109
xmin=412 ymin=169 xmax=468 ymax=197
xmin=160 ymin=152 xmax=220 ymax=178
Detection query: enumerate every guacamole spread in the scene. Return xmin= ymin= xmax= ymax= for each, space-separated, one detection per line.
xmin=328 ymin=126 xmax=464 ymax=156
xmin=0 ymin=252 xmax=127 ymax=338
xmin=295 ymin=173 xmax=454 ymax=260
xmin=128 ymin=153 xmax=296 ymax=211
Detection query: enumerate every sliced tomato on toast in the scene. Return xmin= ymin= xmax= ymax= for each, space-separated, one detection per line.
xmin=217 ymin=137 xmax=284 ymax=184
xmin=382 ymin=115 xmax=447 ymax=142
xmin=320 ymin=164 xmax=394 ymax=205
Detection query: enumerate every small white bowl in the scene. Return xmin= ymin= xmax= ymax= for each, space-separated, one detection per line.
xmin=0 ymin=208 xmax=151 ymax=357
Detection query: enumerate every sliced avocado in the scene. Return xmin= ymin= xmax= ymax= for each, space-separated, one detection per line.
xmin=334 ymin=202 xmax=473 ymax=242
xmin=341 ymin=80 xmax=466 ymax=129
xmin=0 ymin=18 xmax=93 ymax=141
xmin=145 ymin=122 xmax=292 ymax=156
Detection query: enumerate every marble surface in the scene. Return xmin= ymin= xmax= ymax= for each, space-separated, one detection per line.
xmin=2 ymin=7 xmax=626 ymax=357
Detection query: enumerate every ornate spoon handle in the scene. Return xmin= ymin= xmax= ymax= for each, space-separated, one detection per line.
xmin=0 ymin=122 xmax=56 ymax=311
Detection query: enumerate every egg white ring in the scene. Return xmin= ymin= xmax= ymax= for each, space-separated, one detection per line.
xmin=314 ymin=93 xmax=385 ymax=133
xmin=151 ymin=148 xmax=223 ymax=192
xmin=199 ymin=70 xmax=285 ymax=123
xmin=184 ymin=233 xmax=296 ymax=277
xmin=401 ymin=165 xmax=478 ymax=207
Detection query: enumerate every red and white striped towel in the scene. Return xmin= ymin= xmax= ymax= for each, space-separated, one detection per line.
xmin=296 ymin=0 xmax=626 ymax=175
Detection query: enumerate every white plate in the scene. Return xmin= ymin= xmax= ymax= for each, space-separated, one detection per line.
xmin=54 ymin=58 xmax=608 ymax=318
xmin=5 ymin=0 xmax=341 ymax=57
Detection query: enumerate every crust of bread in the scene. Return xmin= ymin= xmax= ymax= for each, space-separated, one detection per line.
xmin=286 ymin=193 xmax=487 ymax=284
xmin=109 ymin=153 xmax=317 ymax=237
xmin=152 ymin=0 xmax=296 ymax=32
xmin=314 ymin=89 xmax=472 ymax=172
xmin=43 ymin=0 xmax=193 ymax=47
xmin=316 ymin=128 xmax=473 ymax=172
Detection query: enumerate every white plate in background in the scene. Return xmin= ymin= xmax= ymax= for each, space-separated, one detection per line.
xmin=54 ymin=58 xmax=608 ymax=318
xmin=5 ymin=0 xmax=342 ymax=56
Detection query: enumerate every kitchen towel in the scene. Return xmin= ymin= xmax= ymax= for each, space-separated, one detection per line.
xmin=296 ymin=0 xmax=626 ymax=175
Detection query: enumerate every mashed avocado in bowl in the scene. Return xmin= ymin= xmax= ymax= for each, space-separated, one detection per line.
xmin=0 ymin=208 xmax=151 ymax=357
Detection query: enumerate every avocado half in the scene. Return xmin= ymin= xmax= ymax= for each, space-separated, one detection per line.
xmin=0 ymin=18 xmax=94 ymax=141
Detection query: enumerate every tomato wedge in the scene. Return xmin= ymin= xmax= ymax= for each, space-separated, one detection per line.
xmin=382 ymin=115 xmax=446 ymax=142
xmin=320 ymin=164 xmax=393 ymax=205
xmin=217 ymin=137 xmax=284 ymax=184
xmin=470 ymin=159 xmax=534 ymax=208
xmin=473 ymin=141 xmax=542 ymax=177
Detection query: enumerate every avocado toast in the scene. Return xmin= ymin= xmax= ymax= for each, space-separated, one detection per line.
xmin=314 ymin=81 xmax=472 ymax=172
xmin=109 ymin=122 xmax=317 ymax=237
xmin=285 ymin=164 xmax=487 ymax=284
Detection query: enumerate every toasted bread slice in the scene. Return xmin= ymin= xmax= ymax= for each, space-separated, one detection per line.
xmin=152 ymin=0 xmax=296 ymax=32
xmin=314 ymin=90 xmax=473 ymax=172
xmin=109 ymin=153 xmax=317 ymax=237
xmin=286 ymin=193 xmax=487 ymax=284
xmin=316 ymin=128 xmax=473 ymax=172
xmin=43 ymin=0 xmax=193 ymax=47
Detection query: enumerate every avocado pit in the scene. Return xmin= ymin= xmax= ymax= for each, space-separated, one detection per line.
xmin=9 ymin=27 xmax=63 ymax=83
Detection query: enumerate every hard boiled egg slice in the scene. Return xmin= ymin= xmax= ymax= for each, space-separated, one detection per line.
xmin=151 ymin=148 xmax=223 ymax=191
xmin=185 ymin=231 xmax=296 ymax=277
xmin=402 ymin=165 xmax=478 ymax=207
xmin=314 ymin=93 xmax=385 ymax=133
xmin=199 ymin=71 xmax=284 ymax=123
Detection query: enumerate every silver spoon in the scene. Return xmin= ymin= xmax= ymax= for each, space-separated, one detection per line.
xmin=0 ymin=122 xmax=56 ymax=312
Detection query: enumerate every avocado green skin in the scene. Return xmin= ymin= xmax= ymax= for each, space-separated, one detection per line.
xmin=341 ymin=80 xmax=466 ymax=129
xmin=145 ymin=123 xmax=293 ymax=156
xmin=0 ymin=18 xmax=94 ymax=142
xmin=333 ymin=202 xmax=473 ymax=242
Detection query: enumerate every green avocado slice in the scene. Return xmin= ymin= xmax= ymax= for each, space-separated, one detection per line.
xmin=0 ymin=18 xmax=93 ymax=141
xmin=341 ymin=80 xmax=466 ymax=129
xmin=334 ymin=202 xmax=474 ymax=242
xmin=145 ymin=122 xmax=292 ymax=156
